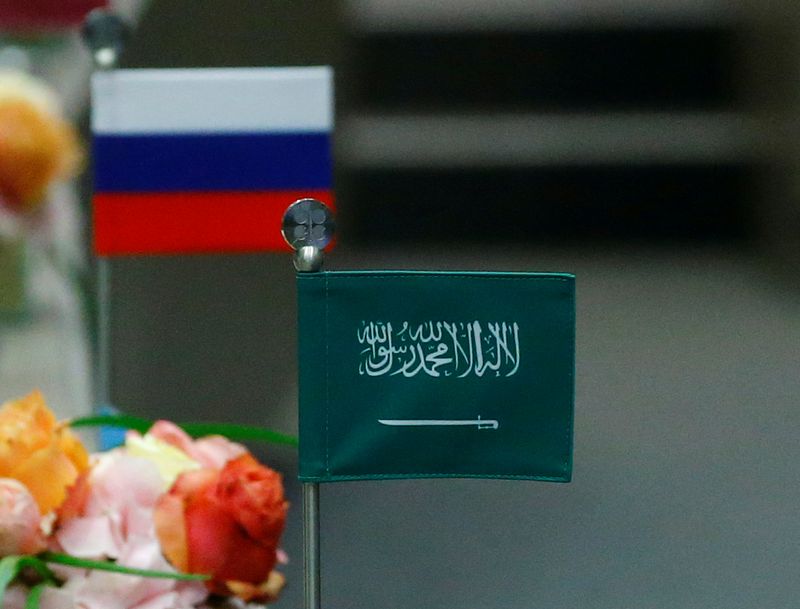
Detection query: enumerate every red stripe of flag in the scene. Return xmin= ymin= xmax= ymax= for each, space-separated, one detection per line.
xmin=0 ymin=0 xmax=106 ymax=30
xmin=93 ymin=190 xmax=334 ymax=256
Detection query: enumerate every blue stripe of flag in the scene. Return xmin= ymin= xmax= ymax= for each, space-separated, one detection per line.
xmin=94 ymin=132 xmax=332 ymax=193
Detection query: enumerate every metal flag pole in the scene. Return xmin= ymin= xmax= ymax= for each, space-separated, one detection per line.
xmin=302 ymin=482 xmax=321 ymax=609
xmin=82 ymin=9 xmax=129 ymax=409
xmin=282 ymin=198 xmax=335 ymax=609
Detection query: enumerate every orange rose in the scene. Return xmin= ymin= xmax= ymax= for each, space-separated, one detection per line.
xmin=0 ymin=391 xmax=89 ymax=514
xmin=0 ymin=70 xmax=81 ymax=212
xmin=154 ymin=453 xmax=288 ymax=602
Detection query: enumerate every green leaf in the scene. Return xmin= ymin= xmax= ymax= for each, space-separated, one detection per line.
xmin=0 ymin=556 xmax=23 ymax=606
xmin=25 ymin=582 xmax=48 ymax=609
xmin=0 ymin=556 xmax=57 ymax=607
xmin=40 ymin=552 xmax=208 ymax=581
xmin=68 ymin=415 xmax=299 ymax=447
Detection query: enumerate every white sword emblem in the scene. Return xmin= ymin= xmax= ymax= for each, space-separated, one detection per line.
xmin=378 ymin=416 xmax=499 ymax=430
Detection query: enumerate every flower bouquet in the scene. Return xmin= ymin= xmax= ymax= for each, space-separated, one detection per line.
xmin=0 ymin=391 xmax=294 ymax=608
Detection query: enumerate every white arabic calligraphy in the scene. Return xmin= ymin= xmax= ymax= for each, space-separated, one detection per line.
xmin=358 ymin=321 xmax=521 ymax=378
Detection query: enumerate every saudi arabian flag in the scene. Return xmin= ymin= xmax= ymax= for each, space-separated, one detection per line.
xmin=297 ymin=271 xmax=575 ymax=483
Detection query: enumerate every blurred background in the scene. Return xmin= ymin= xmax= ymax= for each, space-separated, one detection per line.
xmin=2 ymin=1 xmax=800 ymax=607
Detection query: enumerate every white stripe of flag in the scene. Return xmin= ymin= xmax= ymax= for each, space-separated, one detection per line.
xmin=92 ymin=66 xmax=333 ymax=134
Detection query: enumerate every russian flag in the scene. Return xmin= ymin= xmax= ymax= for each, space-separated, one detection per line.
xmin=91 ymin=67 xmax=333 ymax=256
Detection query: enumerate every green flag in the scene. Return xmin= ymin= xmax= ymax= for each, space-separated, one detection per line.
xmin=298 ymin=271 xmax=575 ymax=483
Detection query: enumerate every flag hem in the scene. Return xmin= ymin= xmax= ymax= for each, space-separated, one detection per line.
xmin=298 ymin=472 xmax=572 ymax=483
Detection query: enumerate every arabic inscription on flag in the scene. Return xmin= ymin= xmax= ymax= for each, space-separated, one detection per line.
xmin=357 ymin=321 xmax=521 ymax=378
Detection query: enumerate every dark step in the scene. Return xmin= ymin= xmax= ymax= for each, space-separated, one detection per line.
xmin=352 ymin=28 xmax=738 ymax=112
xmin=345 ymin=164 xmax=754 ymax=243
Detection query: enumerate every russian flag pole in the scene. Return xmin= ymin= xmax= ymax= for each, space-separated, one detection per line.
xmin=82 ymin=10 xmax=129 ymax=413
xmin=282 ymin=199 xmax=336 ymax=609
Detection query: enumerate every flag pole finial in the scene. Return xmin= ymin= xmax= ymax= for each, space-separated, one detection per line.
xmin=282 ymin=198 xmax=334 ymax=273
xmin=294 ymin=246 xmax=324 ymax=273
xmin=82 ymin=8 xmax=130 ymax=71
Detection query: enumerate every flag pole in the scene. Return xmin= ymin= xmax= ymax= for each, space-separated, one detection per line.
xmin=303 ymin=481 xmax=321 ymax=609
xmin=95 ymin=257 xmax=111 ymax=406
xmin=298 ymin=240 xmax=323 ymax=609
xmin=282 ymin=199 xmax=335 ymax=609
xmin=82 ymin=9 xmax=129 ymax=411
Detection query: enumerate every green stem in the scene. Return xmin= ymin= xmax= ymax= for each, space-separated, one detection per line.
xmin=25 ymin=582 xmax=48 ymax=609
xmin=40 ymin=552 xmax=208 ymax=581
xmin=68 ymin=415 xmax=299 ymax=447
xmin=0 ymin=556 xmax=57 ymax=607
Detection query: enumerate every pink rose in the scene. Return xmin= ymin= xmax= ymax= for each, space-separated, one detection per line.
xmin=0 ymin=478 xmax=45 ymax=556
xmin=54 ymin=453 xmax=208 ymax=609
xmin=146 ymin=420 xmax=246 ymax=469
